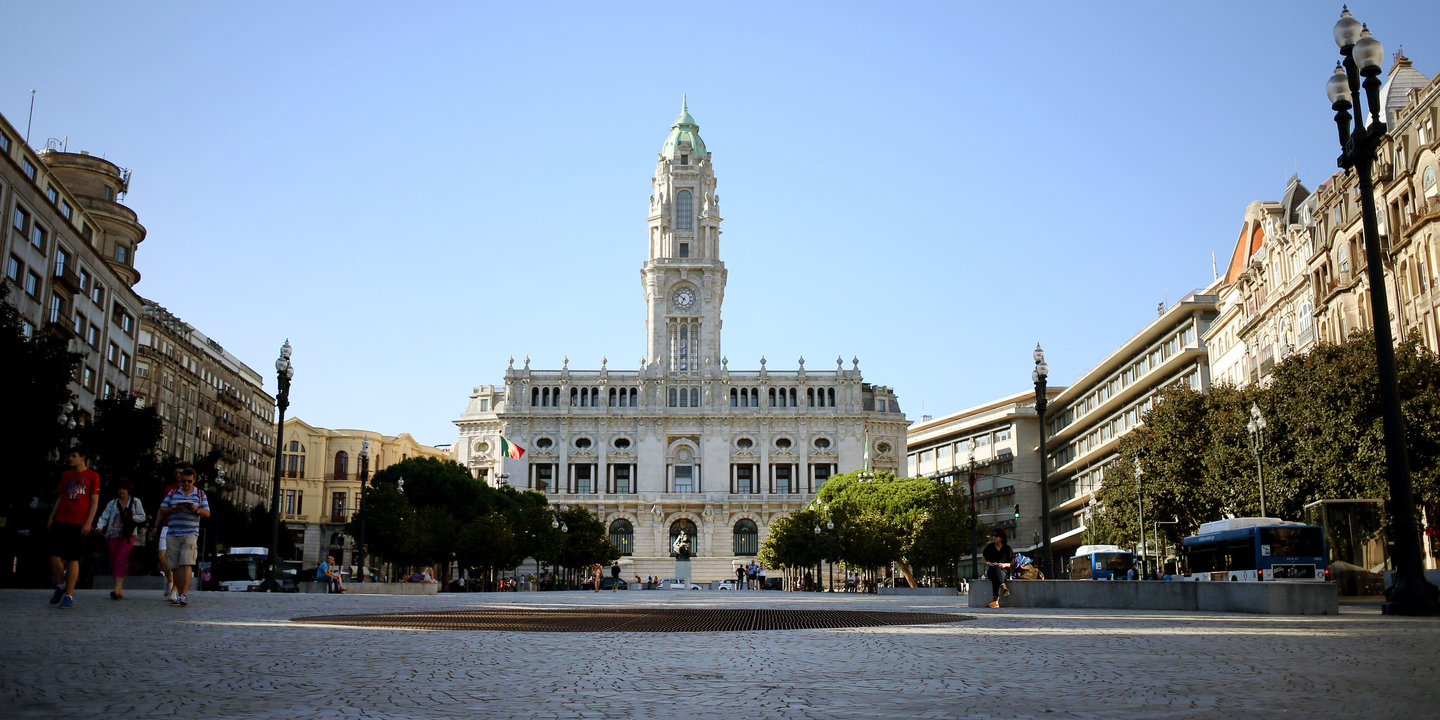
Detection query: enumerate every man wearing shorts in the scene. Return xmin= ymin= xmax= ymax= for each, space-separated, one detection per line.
xmin=47 ymin=450 xmax=101 ymax=609
xmin=152 ymin=467 xmax=184 ymax=601
xmin=154 ymin=468 xmax=209 ymax=607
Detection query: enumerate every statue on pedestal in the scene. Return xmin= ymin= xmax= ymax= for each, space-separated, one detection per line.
xmin=672 ymin=529 xmax=692 ymax=560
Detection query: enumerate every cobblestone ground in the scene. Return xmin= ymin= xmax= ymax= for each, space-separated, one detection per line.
xmin=1 ymin=589 xmax=1436 ymax=719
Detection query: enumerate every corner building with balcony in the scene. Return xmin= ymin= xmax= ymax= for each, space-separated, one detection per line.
xmin=453 ymin=102 xmax=909 ymax=582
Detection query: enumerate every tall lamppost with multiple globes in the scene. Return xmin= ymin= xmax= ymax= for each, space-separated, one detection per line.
xmin=356 ymin=436 xmax=370 ymax=583
xmin=1326 ymin=7 xmax=1438 ymax=615
xmin=1032 ymin=344 xmax=1053 ymax=578
xmin=1247 ymin=404 xmax=1268 ymax=518
xmin=261 ymin=341 xmax=294 ymax=592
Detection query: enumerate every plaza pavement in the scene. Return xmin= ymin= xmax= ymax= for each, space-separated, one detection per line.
xmin=0 ymin=588 xmax=1436 ymax=720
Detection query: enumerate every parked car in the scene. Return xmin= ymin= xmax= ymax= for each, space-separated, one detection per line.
xmin=715 ymin=579 xmax=736 ymax=590
xmin=599 ymin=577 xmax=629 ymax=590
xmin=660 ymin=578 xmax=703 ymax=590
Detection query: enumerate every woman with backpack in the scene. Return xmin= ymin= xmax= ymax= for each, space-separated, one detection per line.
xmin=94 ymin=479 xmax=146 ymax=600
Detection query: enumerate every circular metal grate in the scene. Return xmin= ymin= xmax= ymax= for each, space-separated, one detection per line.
xmin=293 ymin=607 xmax=973 ymax=633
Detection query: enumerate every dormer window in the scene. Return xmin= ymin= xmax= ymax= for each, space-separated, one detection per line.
xmin=680 ymin=154 xmax=688 ymax=165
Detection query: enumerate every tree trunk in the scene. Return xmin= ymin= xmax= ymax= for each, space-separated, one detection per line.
xmin=895 ymin=560 xmax=918 ymax=588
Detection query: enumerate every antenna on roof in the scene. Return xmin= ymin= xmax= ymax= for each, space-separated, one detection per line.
xmin=1212 ymin=251 xmax=1218 ymax=280
xmin=25 ymin=90 xmax=35 ymax=145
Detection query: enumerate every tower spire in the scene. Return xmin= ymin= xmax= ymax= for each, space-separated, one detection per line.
xmin=682 ymin=93 xmax=687 ymax=113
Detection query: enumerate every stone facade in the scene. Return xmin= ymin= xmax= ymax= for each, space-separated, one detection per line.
xmin=130 ymin=299 xmax=277 ymax=509
xmin=1 ymin=112 xmax=144 ymax=419
xmin=907 ymin=388 xmax=1063 ymax=564
xmin=453 ymin=101 xmax=909 ymax=582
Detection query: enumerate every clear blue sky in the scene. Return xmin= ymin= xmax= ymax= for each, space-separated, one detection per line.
xmin=5 ymin=2 xmax=1437 ymax=445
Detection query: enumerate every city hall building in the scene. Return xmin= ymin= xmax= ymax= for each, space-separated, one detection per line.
xmin=453 ymin=101 xmax=909 ymax=582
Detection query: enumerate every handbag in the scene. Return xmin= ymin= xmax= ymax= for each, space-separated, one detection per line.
xmin=118 ymin=499 xmax=139 ymax=537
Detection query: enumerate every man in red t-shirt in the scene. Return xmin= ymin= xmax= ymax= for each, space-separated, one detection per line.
xmin=47 ymin=450 xmax=101 ymax=609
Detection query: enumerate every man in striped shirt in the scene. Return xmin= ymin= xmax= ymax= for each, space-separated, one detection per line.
xmin=154 ymin=468 xmax=209 ymax=607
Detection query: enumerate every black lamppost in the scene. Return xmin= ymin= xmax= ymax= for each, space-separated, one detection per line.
xmin=1032 ymin=344 xmax=1053 ymax=578
xmin=826 ymin=518 xmax=835 ymax=592
xmin=57 ymin=401 xmax=77 ymax=453
xmin=812 ymin=524 xmax=822 ymax=593
xmin=1326 ymin=6 xmax=1439 ymax=616
xmin=261 ymin=340 xmax=293 ymax=592
xmin=1247 ymin=404 xmax=1268 ymax=518
xmin=966 ymin=438 xmax=979 ymax=580
xmin=356 ymin=436 xmax=370 ymax=583
xmin=1135 ymin=459 xmax=1146 ymax=578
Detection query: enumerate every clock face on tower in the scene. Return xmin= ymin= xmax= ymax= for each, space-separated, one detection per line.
xmin=671 ymin=287 xmax=697 ymax=311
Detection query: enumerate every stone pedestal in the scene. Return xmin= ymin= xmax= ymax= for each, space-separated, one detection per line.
xmin=674 ymin=558 xmax=691 ymax=588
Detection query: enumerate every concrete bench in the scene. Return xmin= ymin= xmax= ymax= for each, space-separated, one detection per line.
xmin=296 ymin=582 xmax=439 ymax=595
xmin=967 ymin=580 xmax=1338 ymax=615
xmin=877 ymin=587 xmax=958 ymax=596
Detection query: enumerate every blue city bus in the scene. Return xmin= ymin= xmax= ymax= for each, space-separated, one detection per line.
xmin=1069 ymin=545 xmax=1134 ymax=580
xmin=1181 ymin=519 xmax=1328 ymax=582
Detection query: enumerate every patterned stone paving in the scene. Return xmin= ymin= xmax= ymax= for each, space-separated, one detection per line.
xmin=293 ymin=607 xmax=973 ymax=632
xmin=1 ymin=588 xmax=1436 ymax=719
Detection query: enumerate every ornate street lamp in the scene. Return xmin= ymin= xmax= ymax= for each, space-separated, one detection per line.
xmin=826 ymin=518 xmax=835 ymax=592
xmin=1032 ymin=344 xmax=1053 ymax=578
xmin=262 ymin=340 xmax=294 ymax=592
xmin=1326 ymin=7 xmax=1438 ymax=615
xmin=967 ymin=438 xmax=979 ymax=580
xmin=57 ymin=401 xmax=77 ymax=453
xmin=356 ymin=436 xmax=370 ymax=583
xmin=812 ymin=525 xmax=822 ymax=593
xmin=1135 ymin=458 xmax=1145 ymax=578
xmin=1246 ymin=404 xmax=1267 ymax=518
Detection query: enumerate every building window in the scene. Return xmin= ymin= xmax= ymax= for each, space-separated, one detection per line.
xmin=48 ymin=294 xmax=63 ymax=323
xmin=116 ymin=245 xmax=128 ymax=264
xmin=31 ymin=224 xmax=46 ymax=251
xmin=736 ymin=464 xmax=753 ymax=493
xmin=815 ymin=464 xmax=832 ymax=487
xmin=102 ymin=382 xmax=114 ymax=400
xmin=21 ymin=320 xmax=34 ymax=340
xmin=0 ymin=133 xmax=8 ymax=152
xmin=674 ymin=465 xmax=694 ymax=493
xmin=12 ymin=206 xmax=27 ymax=234
xmin=60 ymin=201 xmax=72 ymax=220
xmin=6 ymin=254 xmax=19 ymax=281
xmin=609 ymin=519 xmax=634 ymax=555
xmin=46 ymin=185 xmax=58 ymax=204
xmin=103 ymin=186 xmax=114 ymax=200
xmin=676 ymin=190 xmax=693 ymax=231
xmin=331 ymin=492 xmax=348 ymax=523
xmin=22 ymin=159 xmax=36 ymax=180
xmin=575 ymin=464 xmax=593 ymax=493
xmin=669 ymin=518 xmax=698 ymax=557
xmin=534 ymin=464 xmax=553 ymax=492
xmin=679 ymin=242 xmax=689 ymax=257
xmin=774 ymin=465 xmax=793 ymax=494
xmin=284 ymin=489 xmax=297 ymax=515
xmin=119 ymin=352 xmax=131 ymax=373
xmin=333 ymin=450 xmax=349 ymax=480
xmin=86 ymin=324 xmax=99 ymax=348
xmin=614 ymin=464 xmax=632 ymax=494
xmin=91 ymin=281 xmax=104 ymax=305
xmin=82 ymin=366 xmax=96 ymax=391
xmin=733 ymin=519 xmax=759 ymax=556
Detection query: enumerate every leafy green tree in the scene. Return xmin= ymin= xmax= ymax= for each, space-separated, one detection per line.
xmin=456 ymin=514 xmax=521 ymax=583
xmin=2 ymin=284 xmax=84 ymax=519
xmin=76 ymin=393 xmax=164 ymax=497
xmin=554 ymin=505 xmax=617 ymax=571
xmin=757 ymin=507 xmax=824 ymax=571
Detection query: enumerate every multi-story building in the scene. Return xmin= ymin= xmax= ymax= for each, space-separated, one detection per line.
xmin=906 ymin=387 xmax=1064 ymax=566
xmin=1041 ymin=290 xmax=1220 ymax=569
xmin=1207 ymin=176 xmax=1320 ymax=387
xmin=2 ymin=112 xmax=144 ymax=416
xmin=277 ymin=418 xmax=445 ymax=567
xmin=129 ymin=299 xmax=276 ymax=508
xmin=453 ymin=101 xmax=909 ymax=582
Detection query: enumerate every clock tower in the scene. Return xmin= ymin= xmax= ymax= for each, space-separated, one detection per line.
xmin=643 ymin=96 xmax=726 ymax=375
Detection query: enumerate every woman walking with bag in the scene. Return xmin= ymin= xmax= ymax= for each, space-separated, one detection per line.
xmin=95 ymin=479 xmax=146 ymax=600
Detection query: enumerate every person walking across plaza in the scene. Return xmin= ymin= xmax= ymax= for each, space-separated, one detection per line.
xmin=47 ymin=450 xmax=101 ymax=609
xmin=153 ymin=466 xmax=185 ymax=601
xmin=982 ymin=529 xmax=1014 ymax=608
xmin=736 ymin=564 xmax=745 ymax=590
xmin=94 ymin=479 xmax=146 ymax=600
xmin=610 ymin=561 xmax=621 ymax=592
xmin=153 ymin=467 xmax=209 ymax=607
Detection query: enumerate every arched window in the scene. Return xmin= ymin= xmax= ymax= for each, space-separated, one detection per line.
xmin=532 ymin=387 xmax=540 ymax=406
xmin=768 ymin=388 xmax=777 ymax=407
xmin=676 ymin=190 xmax=693 ymax=231
xmin=542 ymin=387 xmax=550 ymax=406
xmin=730 ymin=388 xmax=739 ymax=407
xmin=570 ymin=387 xmax=579 ymax=406
xmin=827 ymin=388 xmax=836 ymax=407
xmin=669 ymin=518 xmax=699 ymax=557
xmin=733 ymin=519 xmax=758 ymax=556
xmin=333 ymin=451 xmax=349 ymax=480
xmin=1300 ymin=303 xmax=1313 ymax=331
xmin=751 ymin=388 xmax=760 ymax=406
xmin=807 ymin=388 xmax=815 ymax=406
xmin=1424 ymin=167 xmax=1437 ymax=197
xmin=609 ymin=519 xmax=634 ymax=556
xmin=284 ymin=442 xmax=306 ymax=477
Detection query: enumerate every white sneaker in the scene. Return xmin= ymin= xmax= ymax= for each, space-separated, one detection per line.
xmin=168 ymin=591 xmax=179 ymax=604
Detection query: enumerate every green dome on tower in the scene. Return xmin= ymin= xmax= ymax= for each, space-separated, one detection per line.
xmin=662 ymin=94 xmax=706 ymax=158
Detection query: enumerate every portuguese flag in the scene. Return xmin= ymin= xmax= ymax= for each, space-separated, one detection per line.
xmin=500 ymin=437 xmax=525 ymax=460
